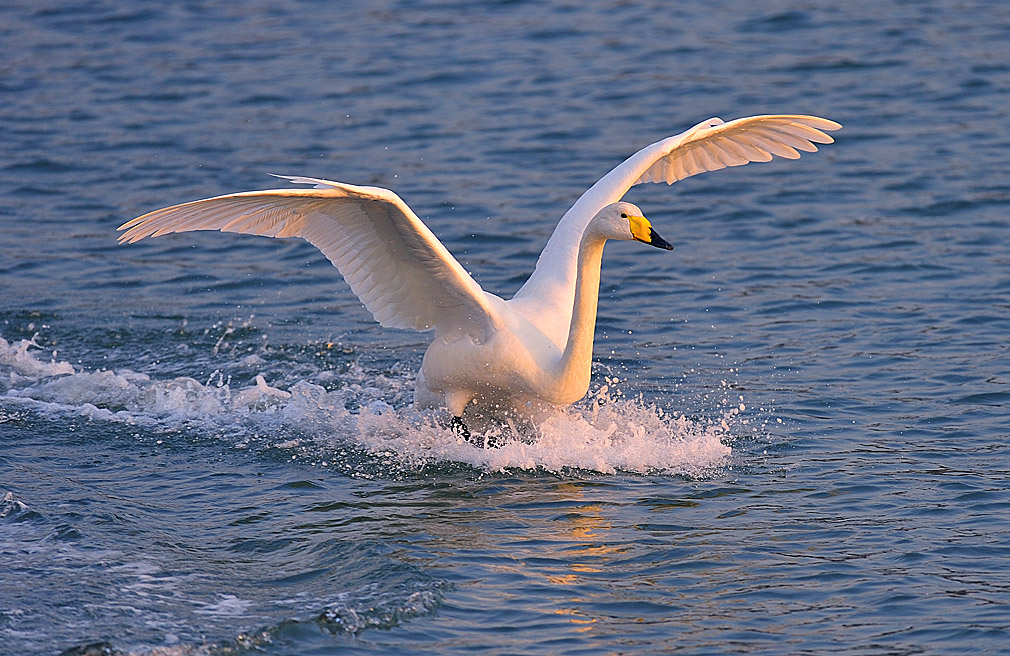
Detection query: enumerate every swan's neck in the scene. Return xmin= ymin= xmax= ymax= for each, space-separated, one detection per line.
xmin=553 ymin=230 xmax=606 ymax=402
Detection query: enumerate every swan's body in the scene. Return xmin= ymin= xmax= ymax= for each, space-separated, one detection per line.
xmin=119 ymin=114 xmax=840 ymax=430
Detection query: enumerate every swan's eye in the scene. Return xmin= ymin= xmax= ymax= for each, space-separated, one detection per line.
xmin=621 ymin=212 xmax=628 ymax=218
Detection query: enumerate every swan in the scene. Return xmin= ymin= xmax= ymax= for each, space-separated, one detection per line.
xmin=119 ymin=114 xmax=840 ymax=437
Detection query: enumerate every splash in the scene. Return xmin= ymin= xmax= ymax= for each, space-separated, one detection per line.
xmin=0 ymin=335 xmax=75 ymax=380
xmin=346 ymin=387 xmax=733 ymax=475
xmin=0 ymin=334 xmax=732 ymax=475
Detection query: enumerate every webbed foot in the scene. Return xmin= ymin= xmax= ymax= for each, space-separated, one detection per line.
xmin=450 ymin=416 xmax=471 ymax=440
xmin=451 ymin=416 xmax=507 ymax=448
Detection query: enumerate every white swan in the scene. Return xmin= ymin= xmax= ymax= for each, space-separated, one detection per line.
xmin=119 ymin=114 xmax=840 ymax=436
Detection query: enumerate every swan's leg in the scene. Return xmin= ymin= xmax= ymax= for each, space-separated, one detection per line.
xmin=444 ymin=390 xmax=473 ymax=441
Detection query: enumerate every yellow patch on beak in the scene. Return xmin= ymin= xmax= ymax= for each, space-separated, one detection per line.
xmin=628 ymin=215 xmax=652 ymax=243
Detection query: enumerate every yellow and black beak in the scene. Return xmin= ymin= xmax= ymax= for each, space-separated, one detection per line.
xmin=628 ymin=215 xmax=674 ymax=251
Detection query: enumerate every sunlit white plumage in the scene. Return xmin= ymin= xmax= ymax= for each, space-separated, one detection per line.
xmin=119 ymin=114 xmax=840 ymax=430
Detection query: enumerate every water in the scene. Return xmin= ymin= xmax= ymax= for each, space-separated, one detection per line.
xmin=2 ymin=0 xmax=1009 ymax=653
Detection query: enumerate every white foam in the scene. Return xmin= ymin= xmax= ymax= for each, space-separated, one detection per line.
xmin=0 ymin=335 xmax=75 ymax=382
xmin=1 ymin=491 xmax=31 ymax=520
xmin=0 ymin=334 xmax=733 ymax=475
xmin=344 ymin=393 xmax=733 ymax=475
xmin=195 ymin=594 xmax=254 ymax=617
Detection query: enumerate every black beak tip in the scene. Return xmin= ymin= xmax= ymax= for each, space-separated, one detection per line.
xmin=650 ymin=228 xmax=674 ymax=251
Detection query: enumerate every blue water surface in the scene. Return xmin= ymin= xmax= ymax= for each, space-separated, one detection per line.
xmin=2 ymin=1 xmax=1009 ymax=654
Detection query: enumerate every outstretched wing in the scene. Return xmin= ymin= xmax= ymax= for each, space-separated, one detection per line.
xmin=510 ymin=114 xmax=841 ymax=347
xmin=629 ymin=114 xmax=840 ymax=185
xmin=119 ymin=176 xmax=499 ymax=341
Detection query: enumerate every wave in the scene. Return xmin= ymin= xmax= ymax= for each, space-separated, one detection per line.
xmin=1 ymin=334 xmax=733 ymax=475
xmin=54 ymin=575 xmax=448 ymax=656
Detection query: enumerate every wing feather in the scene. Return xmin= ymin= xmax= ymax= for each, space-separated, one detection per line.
xmin=119 ymin=178 xmax=499 ymax=340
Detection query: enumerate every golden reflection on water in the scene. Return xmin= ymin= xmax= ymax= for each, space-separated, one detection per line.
xmin=542 ymin=482 xmax=634 ymax=630
xmin=553 ymin=606 xmax=597 ymax=632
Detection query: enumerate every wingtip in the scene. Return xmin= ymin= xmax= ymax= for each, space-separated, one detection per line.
xmin=792 ymin=115 xmax=843 ymax=131
xmin=116 ymin=230 xmax=141 ymax=245
xmin=116 ymin=216 xmax=148 ymax=243
xmin=117 ymin=218 xmax=140 ymax=232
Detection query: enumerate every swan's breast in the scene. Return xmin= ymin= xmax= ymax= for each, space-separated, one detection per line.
xmin=420 ymin=311 xmax=563 ymax=405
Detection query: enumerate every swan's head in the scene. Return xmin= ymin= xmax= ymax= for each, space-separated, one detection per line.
xmin=593 ymin=202 xmax=674 ymax=250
